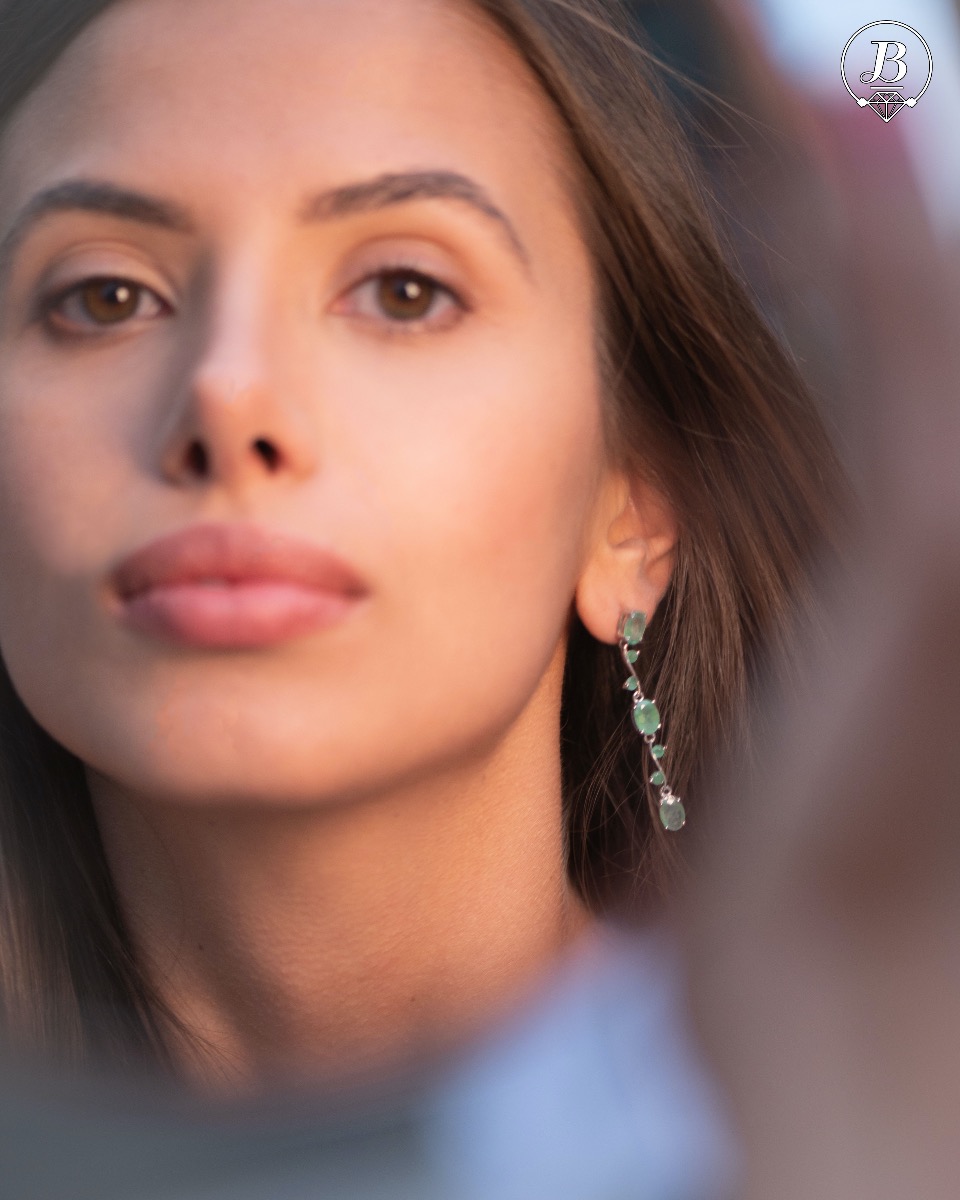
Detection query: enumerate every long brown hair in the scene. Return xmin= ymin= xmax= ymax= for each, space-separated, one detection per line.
xmin=0 ymin=0 xmax=847 ymax=1075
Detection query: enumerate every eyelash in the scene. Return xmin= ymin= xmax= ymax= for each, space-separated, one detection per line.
xmin=36 ymin=263 xmax=469 ymax=338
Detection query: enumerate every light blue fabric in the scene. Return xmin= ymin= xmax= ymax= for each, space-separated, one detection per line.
xmin=423 ymin=922 xmax=742 ymax=1200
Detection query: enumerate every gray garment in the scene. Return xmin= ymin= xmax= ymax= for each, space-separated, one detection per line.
xmin=0 ymin=924 xmax=740 ymax=1200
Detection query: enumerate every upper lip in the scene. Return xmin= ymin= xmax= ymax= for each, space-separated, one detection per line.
xmin=110 ymin=521 xmax=369 ymax=601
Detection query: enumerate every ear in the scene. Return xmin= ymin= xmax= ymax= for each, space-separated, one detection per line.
xmin=574 ymin=466 xmax=678 ymax=645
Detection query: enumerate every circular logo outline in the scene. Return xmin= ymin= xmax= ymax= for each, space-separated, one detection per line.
xmin=841 ymin=20 xmax=933 ymax=107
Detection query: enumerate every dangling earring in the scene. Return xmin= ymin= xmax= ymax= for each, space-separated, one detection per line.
xmin=617 ymin=610 xmax=686 ymax=832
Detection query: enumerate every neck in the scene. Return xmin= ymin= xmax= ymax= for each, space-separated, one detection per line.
xmin=86 ymin=652 xmax=592 ymax=1098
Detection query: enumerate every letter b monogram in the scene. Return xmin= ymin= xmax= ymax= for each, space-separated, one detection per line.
xmin=860 ymin=40 xmax=908 ymax=84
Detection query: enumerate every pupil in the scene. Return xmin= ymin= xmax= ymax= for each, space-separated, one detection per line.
xmin=85 ymin=281 xmax=137 ymax=323
xmin=380 ymin=272 xmax=433 ymax=319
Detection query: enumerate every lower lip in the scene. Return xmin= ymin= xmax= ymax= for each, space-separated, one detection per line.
xmin=117 ymin=580 xmax=361 ymax=648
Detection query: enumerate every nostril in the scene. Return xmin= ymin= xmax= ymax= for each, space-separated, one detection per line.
xmin=180 ymin=437 xmax=280 ymax=477
xmin=255 ymin=438 xmax=280 ymax=470
xmin=186 ymin=441 xmax=208 ymax=475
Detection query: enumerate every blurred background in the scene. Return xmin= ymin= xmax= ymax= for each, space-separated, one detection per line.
xmin=631 ymin=0 xmax=960 ymax=508
xmin=3 ymin=2 xmax=959 ymax=1197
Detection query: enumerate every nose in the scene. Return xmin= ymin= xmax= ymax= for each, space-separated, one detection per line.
xmin=158 ymin=253 xmax=320 ymax=497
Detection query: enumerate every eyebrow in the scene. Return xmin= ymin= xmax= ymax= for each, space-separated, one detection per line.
xmin=0 ymin=169 xmax=532 ymax=286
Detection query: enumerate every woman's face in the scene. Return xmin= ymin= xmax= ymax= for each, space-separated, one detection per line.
xmin=0 ymin=0 xmax=617 ymax=806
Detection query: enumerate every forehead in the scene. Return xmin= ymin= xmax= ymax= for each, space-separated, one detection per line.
xmin=0 ymin=0 xmax=583 ymax=252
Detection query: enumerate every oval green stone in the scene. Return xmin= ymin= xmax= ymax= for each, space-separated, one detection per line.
xmin=623 ymin=676 xmax=639 ymax=692
xmin=632 ymin=698 xmax=660 ymax=736
xmin=650 ymin=770 xmax=665 ymax=786
xmin=625 ymin=649 xmax=639 ymax=664
xmin=651 ymin=744 xmax=665 ymax=759
xmin=620 ymin=611 xmax=646 ymax=646
xmin=659 ymin=797 xmax=686 ymax=832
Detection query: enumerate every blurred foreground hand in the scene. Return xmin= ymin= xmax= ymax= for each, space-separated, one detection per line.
xmin=685 ymin=215 xmax=960 ymax=1200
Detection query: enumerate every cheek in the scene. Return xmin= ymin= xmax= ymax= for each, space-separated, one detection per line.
xmin=367 ymin=338 xmax=600 ymax=564
xmin=0 ymin=352 xmax=122 ymax=694
xmin=340 ymin=319 xmax=605 ymax=712
xmin=0 ymin=337 xmax=134 ymax=515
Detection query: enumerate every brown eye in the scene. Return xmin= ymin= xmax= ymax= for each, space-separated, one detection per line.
xmin=376 ymin=270 xmax=437 ymax=321
xmin=76 ymin=279 xmax=142 ymax=323
xmin=333 ymin=264 xmax=465 ymax=331
xmin=42 ymin=276 xmax=165 ymax=333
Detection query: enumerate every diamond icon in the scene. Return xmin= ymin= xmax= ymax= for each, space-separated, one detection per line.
xmin=867 ymin=90 xmax=906 ymax=121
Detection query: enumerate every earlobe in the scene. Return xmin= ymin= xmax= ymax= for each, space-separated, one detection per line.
xmin=574 ymin=470 xmax=678 ymax=645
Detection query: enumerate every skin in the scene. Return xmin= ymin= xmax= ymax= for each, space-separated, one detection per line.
xmin=0 ymin=0 xmax=676 ymax=1095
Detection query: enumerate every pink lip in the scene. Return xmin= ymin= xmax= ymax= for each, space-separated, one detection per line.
xmin=108 ymin=521 xmax=368 ymax=648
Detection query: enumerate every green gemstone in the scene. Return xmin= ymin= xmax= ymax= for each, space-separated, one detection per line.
xmin=620 ymin=611 xmax=646 ymax=646
xmin=651 ymin=744 xmax=665 ymax=759
xmin=650 ymin=770 xmax=665 ymax=786
xmin=623 ymin=676 xmax=639 ymax=691
xmin=632 ymin=698 xmax=660 ymax=736
xmin=625 ymin=649 xmax=639 ymax=664
xmin=659 ymin=797 xmax=686 ymax=832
